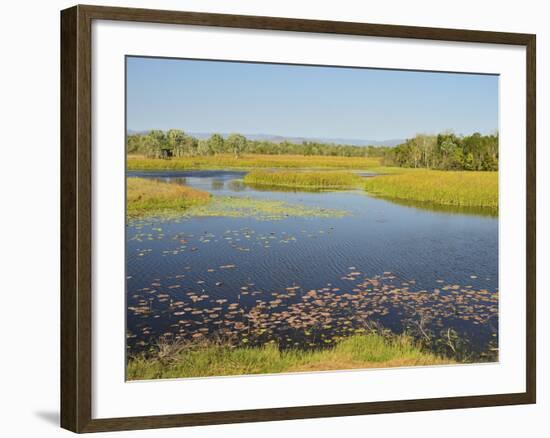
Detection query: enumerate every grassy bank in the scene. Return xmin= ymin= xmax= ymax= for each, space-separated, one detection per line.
xmin=127 ymin=177 xmax=211 ymax=218
xmin=127 ymin=154 xmax=382 ymax=170
xmin=127 ymin=334 xmax=453 ymax=380
xmin=127 ymin=178 xmax=348 ymax=220
xmin=244 ymin=170 xmax=363 ymax=189
xmin=364 ymin=170 xmax=498 ymax=211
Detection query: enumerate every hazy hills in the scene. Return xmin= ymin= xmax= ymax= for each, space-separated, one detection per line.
xmin=127 ymin=130 xmax=404 ymax=147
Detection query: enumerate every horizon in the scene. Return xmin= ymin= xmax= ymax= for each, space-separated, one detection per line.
xmin=127 ymin=57 xmax=499 ymax=141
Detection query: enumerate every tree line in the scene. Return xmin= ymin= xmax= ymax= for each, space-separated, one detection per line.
xmin=383 ymin=132 xmax=498 ymax=171
xmin=126 ymin=129 xmax=387 ymax=159
xmin=127 ymin=129 xmax=498 ymax=170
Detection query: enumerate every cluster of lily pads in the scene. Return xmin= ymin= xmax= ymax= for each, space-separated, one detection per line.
xmin=127 ymin=268 xmax=498 ymax=358
xmin=129 ymin=226 xmax=336 ymax=257
xmin=127 ymin=194 xmax=349 ymax=224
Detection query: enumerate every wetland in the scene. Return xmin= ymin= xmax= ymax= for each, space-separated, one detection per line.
xmin=126 ymin=168 xmax=498 ymax=379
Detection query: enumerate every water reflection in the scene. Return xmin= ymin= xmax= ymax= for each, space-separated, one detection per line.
xmin=226 ymin=179 xmax=246 ymax=192
xmin=245 ymin=182 xmax=325 ymax=193
xmin=373 ymin=195 xmax=498 ymax=217
xmin=211 ymin=179 xmax=224 ymax=190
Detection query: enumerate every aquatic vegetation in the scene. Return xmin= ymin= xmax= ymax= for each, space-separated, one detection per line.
xmin=127 ymin=226 xmax=334 ymax=260
xmin=364 ymin=170 xmax=498 ymax=211
xmin=127 ymin=177 xmax=211 ymax=218
xmin=125 ymin=172 xmax=499 ymax=379
xmin=126 ymin=178 xmax=347 ymax=221
xmin=126 ymin=333 xmax=453 ymax=379
xmin=127 ymin=154 xmax=382 ymax=170
xmin=127 ymin=269 xmax=498 ymax=368
xmin=243 ymin=170 xmax=364 ymax=189
xmin=185 ymin=196 xmax=350 ymax=220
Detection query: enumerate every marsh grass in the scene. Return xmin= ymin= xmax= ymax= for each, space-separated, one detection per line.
xmin=127 ymin=177 xmax=211 ymax=218
xmin=364 ymin=170 xmax=498 ymax=211
xmin=126 ymin=178 xmax=349 ymax=221
xmin=126 ymin=334 xmax=453 ymax=380
xmin=186 ymin=196 xmax=349 ymax=219
xmin=379 ymin=196 xmax=498 ymax=217
xmin=127 ymin=154 xmax=382 ymax=170
xmin=243 ymin=170 xmax=364 ymax=189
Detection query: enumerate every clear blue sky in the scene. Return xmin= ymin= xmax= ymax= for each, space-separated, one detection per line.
xmin=126 ymin=56 xmax=498 ymax=141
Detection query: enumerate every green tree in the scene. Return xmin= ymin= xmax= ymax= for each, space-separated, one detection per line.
xmin=208 ymin=134 xmax=225 ymax=155
xmin=184 ymin=136 xmax=199 ymax=156
xmin=464 ymin=152 xmax=475 ymax=170
xmin=226 ymin=133 xmax=247 ymax=158
xmin=144 ymin=130 xmax=166 ymax=158
xmin=166 ymin=129 xmax=186 ymax=157
xmin=197 ymin=139 xmax=213 ymax=156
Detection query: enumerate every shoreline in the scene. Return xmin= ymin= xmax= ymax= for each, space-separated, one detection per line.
xmin=126 ymin=333 xmax=459 ymax=380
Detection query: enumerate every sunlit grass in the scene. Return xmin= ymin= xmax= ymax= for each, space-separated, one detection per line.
xmin=364 ymin=170 xmax=498 ymax=211
xmin=186 ymin=196 xmax=349 ymax=219
xmin=126 ymin=334 xmax=453 ymax=380
xmin=127 ymin=177 xmax=211 ymax=218
xmin=126 ymin=178 xmax=348 ymax=220
xmin=127 ymin=154 xmax=383 ymax=170
xmin=244 ymin=170 xmax=364 ymax=189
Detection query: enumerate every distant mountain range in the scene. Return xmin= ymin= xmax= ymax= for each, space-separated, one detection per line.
xmin=127 ymin=130 xmax=404 ymax=147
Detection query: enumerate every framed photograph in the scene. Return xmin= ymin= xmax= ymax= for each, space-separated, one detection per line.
xmin=60 ymin=4 xmax=536 ymax=433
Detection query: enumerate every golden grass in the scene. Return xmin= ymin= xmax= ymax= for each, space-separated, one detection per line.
xmin=243 ymin=170 xmax=363 ymax=189
xmin=127 ymin=177 xmax=210 ymax=218
xmin=127 ymin=154 xmax=382 ymax=170
xmin=364 ymin=170 xmax=498 ymax=211
xmin=126 ymin=334 xmax=453 ymax=380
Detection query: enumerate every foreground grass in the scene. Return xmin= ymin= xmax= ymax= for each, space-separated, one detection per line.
xmin=244 ymin=170 xmax=364 ymax=189
xmin=364 ymin=170 xmax=498 ymax=211
xmin=127 ymin=154 xmax=382 ymax=170
xmin=127 ymin=177 xmax=211 ymax=218
xmin=127 ymin=334 xmax=453 ymax=380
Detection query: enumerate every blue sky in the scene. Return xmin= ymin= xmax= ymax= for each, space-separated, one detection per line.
xmin=126 ymin=56 xmax=498 ymax=141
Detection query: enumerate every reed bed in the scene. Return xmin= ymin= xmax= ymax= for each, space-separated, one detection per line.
xmin=127 ymin=154 xmax=382 ymax=170
xmin=126 ymin=334 xmax=452 ymax=380
xmin=244 ymin=170 xmax=364 ymax=189
xmin=364 ymin=170 xmax=498 ymax=210
xmin=127 ymin=177 xmax=211 ymax=218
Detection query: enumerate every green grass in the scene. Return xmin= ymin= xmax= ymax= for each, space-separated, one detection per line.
xmin=244 ymin=170 xmax=364 ymax=189
xmin=127 ymin=154 xmax=382 ymax=170
xmin=364 ymin=170 xmax=498 ymax=211
xmin=127 ymin=177 xmax=211 ymax=218
xmin=186 ymin=196 xmax=349 ymax=219
xmin=127 ymin=334 xmax=453 ymax=380
xmin=127 ymin=178 xmax=348 ymax=220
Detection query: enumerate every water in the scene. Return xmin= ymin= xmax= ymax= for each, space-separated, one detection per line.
xmin=126 ymin=170 xmax=498 ymax=359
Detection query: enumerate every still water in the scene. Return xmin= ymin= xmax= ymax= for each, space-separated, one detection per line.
xmin=126 ymin=170 xmax=498 ymax=358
